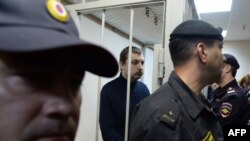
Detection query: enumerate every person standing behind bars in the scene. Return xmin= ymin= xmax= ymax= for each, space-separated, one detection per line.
xmin=99 ymin=46 xmax=150 ymax=141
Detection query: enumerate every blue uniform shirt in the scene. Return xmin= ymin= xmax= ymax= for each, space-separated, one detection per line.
xmin=99 ymin=74 xmax=150 ymax=141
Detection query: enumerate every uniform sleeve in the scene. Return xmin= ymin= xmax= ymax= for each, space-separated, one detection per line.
xmin=99 ymin=87 xmax=123 ymax=141
xmin=218 ymin=91 xmax=248 ymax=125
xmin=129 ymin=103 xmax=182 ymax=141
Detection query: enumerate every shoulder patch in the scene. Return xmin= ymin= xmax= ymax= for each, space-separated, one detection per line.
xmin=148 ymin=83 xmax=181 ymax=128
xmin=159 ymin=98 xmax=180 ymax=128
xmin=161 ymin=110 xmax=176 ymax=123
xmin=202 ymin=131 xmax=214 ymax=141
xmin=220 ymin=102 xmax=232 ymax=118
xmin=221 ymin=87 xmax=238 ymax=101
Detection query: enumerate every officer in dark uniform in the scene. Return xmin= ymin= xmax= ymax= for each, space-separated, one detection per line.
xmin=209 ymin=53 xmax=250 ymax=126
xmin=129 ymin=20 xmax=224 ymax=141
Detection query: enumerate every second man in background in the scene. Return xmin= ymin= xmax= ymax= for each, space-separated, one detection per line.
xmin=99 ymin=46 xmax=150 ymax=141
xmin=209 ymin=53 xmax=250 ymax=126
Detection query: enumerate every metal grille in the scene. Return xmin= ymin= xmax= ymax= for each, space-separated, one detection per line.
xmin=89 ymin=4 xmax=164 ymax=44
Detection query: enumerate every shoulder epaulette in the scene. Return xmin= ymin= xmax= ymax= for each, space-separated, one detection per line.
xmin=221 ymin=87 xmax=237 ymax=101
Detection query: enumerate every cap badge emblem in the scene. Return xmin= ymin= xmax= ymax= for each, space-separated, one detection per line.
xmin=47 ymin=0 xmax=69 ymax=22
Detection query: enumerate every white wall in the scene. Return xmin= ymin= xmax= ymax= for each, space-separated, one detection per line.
xmin=75 ymin=15 xmax=153 ymax=141
xmin=142 ymin=47 xmax=154 ymax=93
xmin=223 ymin=40 xmax=250 ymax=81
xmin=151 ymin=44 xmax=166 ymax=92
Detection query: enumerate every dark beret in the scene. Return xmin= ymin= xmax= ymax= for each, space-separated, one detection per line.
xmin=170 ymin=19 xmax=223 ymax=41
xmin=223 ymin=53 xmax=240 ymax=69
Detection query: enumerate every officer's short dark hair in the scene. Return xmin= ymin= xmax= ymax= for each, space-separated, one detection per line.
xmin=169 ymin=38 xmax=216 ymax=66
xmin=169 ymin=20 xmax=223 ymax=66
xmin=223 ymin=53 xmax=240 ymax=77
xmin=231 ymin=67 xmax=237 ymax=77
xmin=120 ymin=46 xmax=142 ymax=64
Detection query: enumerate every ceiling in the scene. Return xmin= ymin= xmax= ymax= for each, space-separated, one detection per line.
xmin=89 ymin=5 xmax=164 ymax=45
xmin=63 ymin=0 xmax=164 ymax=45
xmin=199 ymin=0 xmax=250 ymax=41
xmin=63 ymin=0 xmax=250 ymax=44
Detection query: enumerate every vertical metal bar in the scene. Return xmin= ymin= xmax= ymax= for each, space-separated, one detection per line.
xmin=96 ymin=10 xmax=106 ymax=141
xmin=161 ymin=1 xmax=166 ymax=49
xmin=124 ymin=7 xmax=134 ymax=141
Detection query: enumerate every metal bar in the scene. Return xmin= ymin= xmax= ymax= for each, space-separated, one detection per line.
xmin=65 ymin=0 xmax=164 ymax=13
xmin=124 ymin=8 xmax=134 ymax=141
xmin=95 ymin=10 xmax=106 ymax=141
xmin=83 ymin=14 xmax=144 ymax=46
xmin=161 ymin=0 xmax=166 ymax=49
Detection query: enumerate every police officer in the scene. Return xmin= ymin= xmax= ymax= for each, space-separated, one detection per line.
xmin=129 ymin=20 xmax=224 ymax=141
xmin=209 ymin=53 xmax=250 ymax=126
xmin=0 ymin=0 xmax=118 ymax=140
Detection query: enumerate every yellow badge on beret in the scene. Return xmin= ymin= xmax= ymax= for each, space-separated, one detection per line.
xmin=220 ymin=102 xmax=232 ymax=118
xmin=47 ymin=0 xmax=69 ymax=22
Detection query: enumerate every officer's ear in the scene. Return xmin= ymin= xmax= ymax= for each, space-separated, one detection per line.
xmin=196 ymin=42 xmax=207 ymax=64
xmin=224 ymin=63 xmax=231 ymax=73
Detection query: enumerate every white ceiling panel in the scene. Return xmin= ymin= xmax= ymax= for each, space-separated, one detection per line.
xmin=232 ymin=0 xmax=249 ymax=11
xmin=90 ymin=5 xmax=164 ymax=44
xmin=200 ymin=12 xmax=230 ymax=29
xmin=226 ymin=29 xmax=250 ymax=40
xmin=199 ymin=0 xmax=250 ymax=41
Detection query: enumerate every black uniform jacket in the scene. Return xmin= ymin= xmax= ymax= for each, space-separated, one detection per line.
xmin=209 ymin=79 xmax=250 ymax=126
xmin=129 ymin=72 xmax=224 ymax=141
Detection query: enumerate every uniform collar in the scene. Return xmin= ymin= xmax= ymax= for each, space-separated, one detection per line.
xmin=221 ymin=79 xmax=238 ymax=89
xmin=213 ymin=79 xmax=238 ymax=97
xmin=168 ymin=71 xmax=206 ymax=119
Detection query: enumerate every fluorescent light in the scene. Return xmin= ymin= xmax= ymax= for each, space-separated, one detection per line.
xmin=194 ymin=0 xmax=232 ymax=14
xmin=222 ymin=30 xmax=227 ymax=37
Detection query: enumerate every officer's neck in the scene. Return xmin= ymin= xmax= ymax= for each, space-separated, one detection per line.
xmin=218 ymin=75 xmax=235 ymax=88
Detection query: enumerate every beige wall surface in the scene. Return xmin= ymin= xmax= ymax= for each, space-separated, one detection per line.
xmin=223 ymin=40 xmax=250 ymax=81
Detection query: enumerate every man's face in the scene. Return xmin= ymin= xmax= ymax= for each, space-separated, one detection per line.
xmin=205 ymin=41 xmax=224 ymax=84
xmin=217 ymin=62 xmax=230 ymax=84
xmin=120 ymin=53 xmax=144 ymax=82
xmin=0 ymin=54 xmax=83 ymax=141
